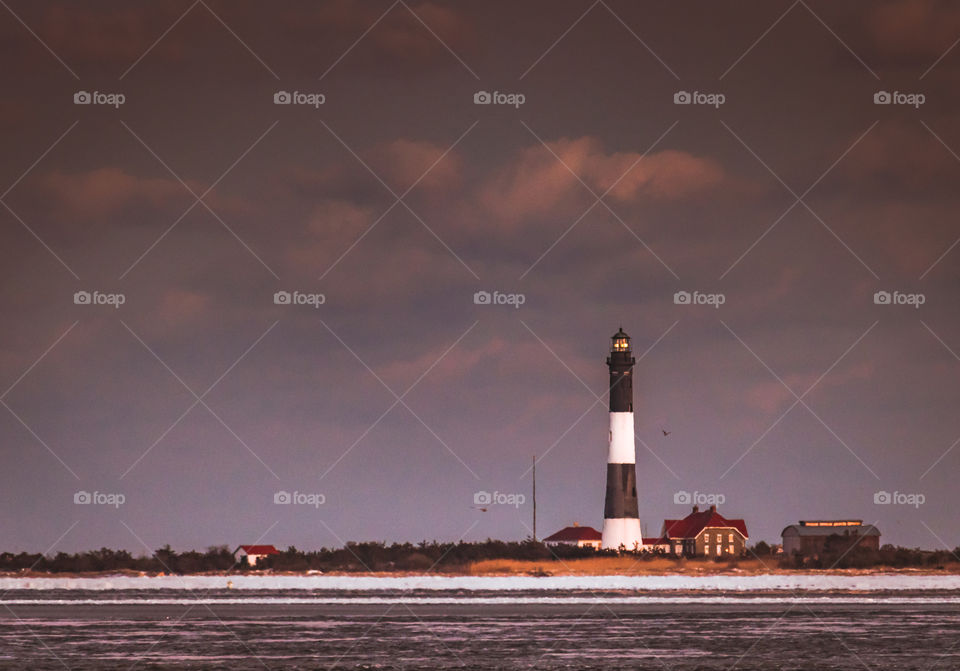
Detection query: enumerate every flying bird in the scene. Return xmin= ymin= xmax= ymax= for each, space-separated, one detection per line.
xmin=662 ymin=429 xmax=671 ymax=436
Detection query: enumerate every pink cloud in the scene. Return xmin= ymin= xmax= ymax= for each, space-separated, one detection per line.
xmin=39 ymin=168 xmax=186 ymax=219
xmin=480 ymin=137 xmax=725 ymax=223
xmin=38 ymin=5 xmax=187 ymax=65
xmin=743 ymin=361 xmax=875 ymax=416
xmin=154 ymin=289 xmax=210 ymax=325
xmin=366 ymin=139 xmax=462 ymax=193
xmin=861 ymin=1 xmax=960 ymax=65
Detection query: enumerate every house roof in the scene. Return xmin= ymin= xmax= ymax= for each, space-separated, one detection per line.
xmin=662 ymin=508 xmax=748 ymax=539
xmin=543 ymin=526 xmax=602 ymax=542
xmin=236 ymin=544 xmax=280 ymax=555
xmin=782 ymin=524 xmax=880 ymax=538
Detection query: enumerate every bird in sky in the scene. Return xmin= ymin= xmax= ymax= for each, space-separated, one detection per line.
xmin=662 ymin=429 xmax=671 ymax=436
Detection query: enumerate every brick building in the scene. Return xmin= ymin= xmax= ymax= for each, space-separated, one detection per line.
xmin=656 ymin=505 xmax=749 ymax=557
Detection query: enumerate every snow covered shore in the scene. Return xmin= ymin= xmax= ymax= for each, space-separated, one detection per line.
xmin=2 ymin=574 xmax=960 ymax=591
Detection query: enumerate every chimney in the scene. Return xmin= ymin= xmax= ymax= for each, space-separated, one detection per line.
xmin=692 ymin=505 xmax=699 ymax=513
xmin=709 ymin=504 xmax=716 ymax=513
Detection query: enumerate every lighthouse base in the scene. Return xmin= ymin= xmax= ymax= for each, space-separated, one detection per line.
xmin=601 ymin=517 xmax=643 ymax=551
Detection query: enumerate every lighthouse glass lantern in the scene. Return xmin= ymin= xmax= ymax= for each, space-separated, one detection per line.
xmin=611 ymin=329 xmax=630 ymax=352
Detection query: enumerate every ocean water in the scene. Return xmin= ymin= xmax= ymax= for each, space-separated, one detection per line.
xmin=1 ymin=576 xmax=958 ymax=669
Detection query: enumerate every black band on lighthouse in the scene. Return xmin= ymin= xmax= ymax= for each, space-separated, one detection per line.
xmin=603 ymin=463 xmax=639 ymax=518
xmin=607 ymin=354 xmax=635 ymax=413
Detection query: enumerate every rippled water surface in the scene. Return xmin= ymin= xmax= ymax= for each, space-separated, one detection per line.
xmin=2 ymin=583 xmax=959 ymax=669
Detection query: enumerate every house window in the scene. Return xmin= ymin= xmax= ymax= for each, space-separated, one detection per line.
xmin=728 ymin=533 xmax=734 ymax=542
xmin=716 ymin=533 xmax=721 ymax=543
xmin=705 ymin=545 xmax=710 ymax=555
xmin=716 ymin=545 xmax=721 ymax=556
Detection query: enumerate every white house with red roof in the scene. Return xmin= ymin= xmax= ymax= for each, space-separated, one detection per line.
xmin=654 ymin=505 xmax=749 ymax=557
xmin=234 ymin=544 xmax=280 ymax=567
xmin=543 ymin=524 xmax=603 ymax=550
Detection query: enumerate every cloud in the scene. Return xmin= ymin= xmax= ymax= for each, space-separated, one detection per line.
xmin=12 ymin=2 xmax=473 ymax=76
xmin=33 ymin=5 xmax=188 ymax=66
xmin=836 ymin=121 xmax=960 ymax=193
xmin=38 ymin=168 xmax=186 ymax=220
xmin=479 ymin=137 xmax=725 ymax=223
xmin=859 ymin=0 xmax=960 ymax=67
xmin=742 ymin=357 xmax=876 ymax=416
xmin=282 ymin=0 xmax=475 ymax=74
xmin=154 ymin=289 xmax=211 ymax=326
xmin=365 ymin=139 xmax=462 ymax=193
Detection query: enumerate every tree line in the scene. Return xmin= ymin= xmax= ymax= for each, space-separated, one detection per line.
xmin=0 ymin=538 xmax=956 ymax=574
xmin=0 ymin=540 xmax=601 ymax=574
xmin=750 ymin=539 xmax=960 ymax=569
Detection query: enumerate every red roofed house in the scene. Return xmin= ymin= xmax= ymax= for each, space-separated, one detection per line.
xmin=543 ymin=524 xmax=603 ymax=550
xmin=234 ymin=544 xmax=280 ymax=567
xmin=659 ymin=505 xmax=749 ymax=558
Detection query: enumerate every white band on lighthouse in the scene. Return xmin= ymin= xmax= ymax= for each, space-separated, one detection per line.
xmin=601 ymin=517 xmax=643 ymax=551
xmin=607 ymin=412 xmax=636 ymax=464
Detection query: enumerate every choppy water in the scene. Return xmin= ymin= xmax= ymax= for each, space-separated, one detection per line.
xmin=2 ymin=581 xmax=959 ymax=669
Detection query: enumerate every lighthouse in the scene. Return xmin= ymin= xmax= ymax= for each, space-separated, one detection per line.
xmin=601 ymin=328 xmax=644 ymax=551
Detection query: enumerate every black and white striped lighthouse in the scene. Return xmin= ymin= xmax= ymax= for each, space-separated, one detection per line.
xmin=601 ymin=328 xmax=643 ymax=550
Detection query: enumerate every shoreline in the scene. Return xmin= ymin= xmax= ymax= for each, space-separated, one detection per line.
xmin=3 ymin=567 xmax=960 ymax=580
xmin=5 ymin=557 xmax=960 ymax=579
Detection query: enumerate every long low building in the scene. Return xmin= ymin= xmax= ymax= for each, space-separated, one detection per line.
xmin=781 ymin=520 xmax=880 ymax=556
